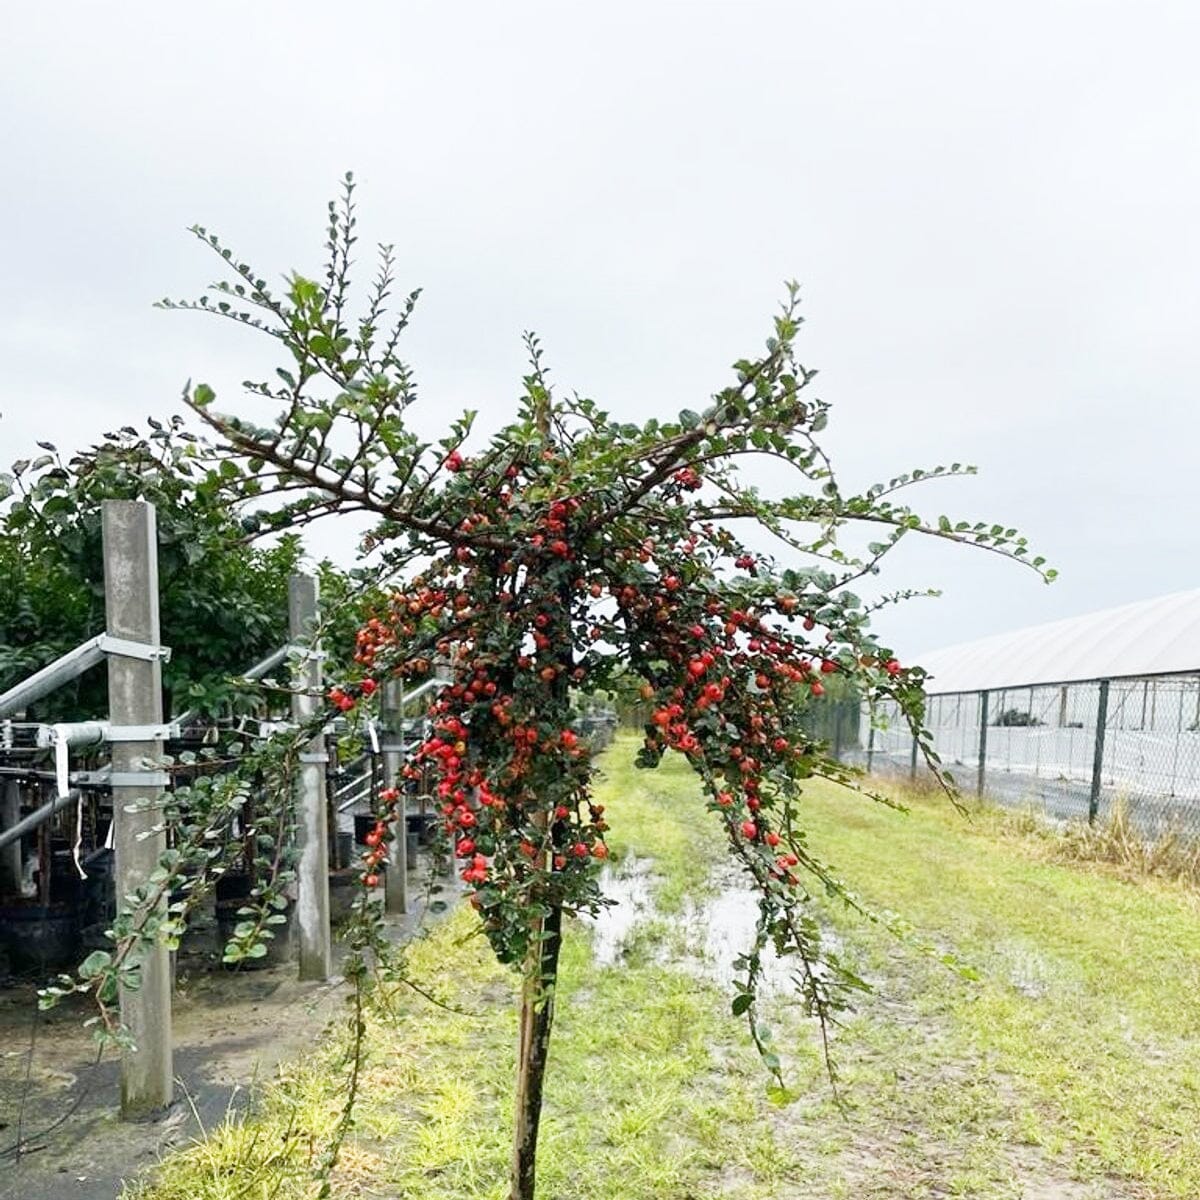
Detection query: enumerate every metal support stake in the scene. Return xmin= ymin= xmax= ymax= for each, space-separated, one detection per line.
xmin=865 ymin=722 xmax=875 ymax=773
xmin=910 ymin=734 xmax=919 ymax=782
xmin=977 ymin=690 xmax=990 ymax=798
xmin=381 ymin=679 xmax=408 ymax=914
xmin=102 ymin=501 xmax=172 ymax=1118
xmin=1089 ymin=679 xmax=1110 ymax=824
xmin=0 ymin=778 xmax=22 ymax=895
xmin=290 ymin=575 xmax=332 ymax=981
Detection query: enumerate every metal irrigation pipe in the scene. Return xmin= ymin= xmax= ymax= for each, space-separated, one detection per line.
xmin=172 ymin=643 xmax=292 ymax=728
xmin=0 ymin=789 xmax=82 ymax=854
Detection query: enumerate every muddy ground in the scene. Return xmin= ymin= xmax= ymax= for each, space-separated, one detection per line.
xmin=0 ymin=873 xmax=448 ymax=1200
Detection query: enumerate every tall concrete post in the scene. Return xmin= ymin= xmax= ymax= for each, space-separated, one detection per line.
xmin=102 ymin=500 xmax=173 ymax=1118
xmin=381 ymin=679 xmax=408 ymax=914
xmin=977 ymin=690 xmax=990 ymax=799
xmin=289 ymin=574 xmax=332 ymax=981
xmin=0 ymin=779 xmax=23 ymax=896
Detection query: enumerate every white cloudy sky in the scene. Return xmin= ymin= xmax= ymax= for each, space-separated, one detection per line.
xmin=3 ymin=1 xmax=1197 ymax=659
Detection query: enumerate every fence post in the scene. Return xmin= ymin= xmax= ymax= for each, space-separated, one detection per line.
xmin=289 ymin=574 xmax=332 ymax=981
xmin=1089 ymin=679 xmax=1110 ymax=824
xmin=0 ymin=778 xmax=23 ymax=896
xmin=977 ymin=690 xmax=990 ymax=798
xmin=381 ymin=679 xmax=408 ymax=914
xmin=102 ymin=500 xmax=173 ymax=1118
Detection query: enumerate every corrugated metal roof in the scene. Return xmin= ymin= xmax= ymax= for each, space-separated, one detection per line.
xmin=916 ymin=589 xmax=1200 ymax=695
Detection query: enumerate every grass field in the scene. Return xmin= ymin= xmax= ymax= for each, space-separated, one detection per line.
xmin=127 ymin=734 xmax=1200 ymax=1199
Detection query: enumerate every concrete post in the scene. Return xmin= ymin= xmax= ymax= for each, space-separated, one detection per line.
xmin=101 ymin=500 xmax=173 ymax=1118
xmin=289 ymin=575 xmax=332 ymax=981
xmin=0 ymin=779 xmax=23 ymax=895
xmin=977 ymin=690 xmax=990 ymax=798
xmin=0 ymin=782 xmax=22 ymax=897
xmin=381 ymin=679 xmax=408 ymax=914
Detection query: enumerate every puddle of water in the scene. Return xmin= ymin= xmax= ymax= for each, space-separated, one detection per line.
xmin=585 ymin=856 xmax=841 ymax=1000
xmin=686 ymin=887 xmax=782 ymax=994
xmin=682 ymin=886 xmax=842 ymax=997
xmin=585 ymin=853 xmax=657 ymax=966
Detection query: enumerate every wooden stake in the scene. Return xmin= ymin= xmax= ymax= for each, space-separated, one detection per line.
xmin=509 ymin=903 xmax=563 ymax=1200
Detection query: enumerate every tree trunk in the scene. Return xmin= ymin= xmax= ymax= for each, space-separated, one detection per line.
xmin=508 ymin=901 xmax=563 ymax=1200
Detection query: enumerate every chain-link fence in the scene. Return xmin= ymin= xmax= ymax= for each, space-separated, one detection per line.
xmin=865 ymin=674 xmax=1200 ymax=835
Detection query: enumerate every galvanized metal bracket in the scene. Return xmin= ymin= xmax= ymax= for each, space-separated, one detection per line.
xmin=288 ymin=646 xmax=327 ymax=663
xmin=98 ymin=634 xmax=173 ymax=664
xmin=107 ymin=723 xmax=180 ymax=742
xmin=109 ymin=771 xmax=172 ymax=788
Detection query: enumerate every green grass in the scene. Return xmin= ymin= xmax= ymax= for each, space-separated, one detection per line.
xmin=126 ymin=734 xmax=1200 ymax=1198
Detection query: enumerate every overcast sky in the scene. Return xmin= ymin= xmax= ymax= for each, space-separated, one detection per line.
xmin=3 ymin=1 xmax=1197 ymax=659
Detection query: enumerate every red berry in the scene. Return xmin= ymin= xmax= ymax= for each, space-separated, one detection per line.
xmin=740 ymin=820 xmax=758 ymax=840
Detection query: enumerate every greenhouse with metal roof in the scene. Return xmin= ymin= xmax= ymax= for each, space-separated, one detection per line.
xmin=866 ymin=589 xmax=1200 ymax=833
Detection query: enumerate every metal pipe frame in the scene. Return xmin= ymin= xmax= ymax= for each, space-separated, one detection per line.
xmin=0 ymin=635 xmax=107 ymax=718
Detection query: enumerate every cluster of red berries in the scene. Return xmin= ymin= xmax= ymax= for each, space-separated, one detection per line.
xmin=359 ymin=785 xmax=401 ymax=886
xmin=327 ymin=676 xmax=376 ymax=712
xmin=332 ymin=460 xmax=913 ymax=930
